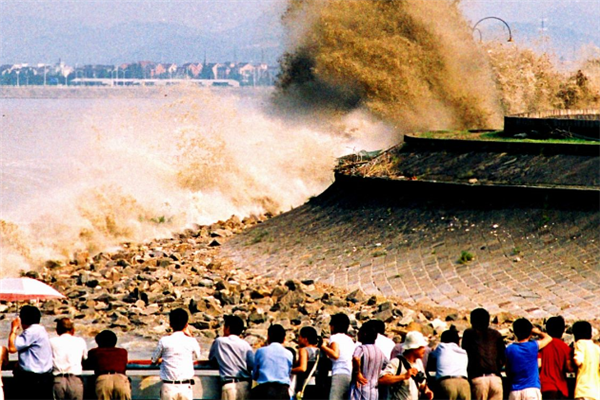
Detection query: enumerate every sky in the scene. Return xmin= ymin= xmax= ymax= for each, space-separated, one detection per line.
xmin=0 ymin=0 xmax=285 ymax=31
xmin=0 ymin=0 xmax=598 ymax=65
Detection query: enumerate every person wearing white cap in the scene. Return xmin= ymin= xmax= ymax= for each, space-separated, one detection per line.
xmin=379 ymin=331 xmax=434 ymax=400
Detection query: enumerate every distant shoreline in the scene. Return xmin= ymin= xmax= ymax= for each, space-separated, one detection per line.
xmin=0 ymin=85 xmax=271 ymax=99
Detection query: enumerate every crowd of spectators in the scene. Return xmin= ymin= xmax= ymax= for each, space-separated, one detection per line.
xmin=1 ymin=305 xmax=599 ymax=400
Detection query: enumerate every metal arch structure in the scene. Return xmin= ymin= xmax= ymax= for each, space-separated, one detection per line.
xmin=472 ymin=16 xmax=513 ymax=43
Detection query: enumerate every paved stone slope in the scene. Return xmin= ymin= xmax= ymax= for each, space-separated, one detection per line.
xmin=221 ymin=183 xmax=600 ymax=321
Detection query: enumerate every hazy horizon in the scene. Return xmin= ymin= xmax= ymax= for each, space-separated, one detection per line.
xmin=1 ymin=0 xmax=598 ymax=65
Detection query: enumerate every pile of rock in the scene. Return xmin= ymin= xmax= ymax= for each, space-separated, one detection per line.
xmin=5 ymin=214 xmax=596 ymax=351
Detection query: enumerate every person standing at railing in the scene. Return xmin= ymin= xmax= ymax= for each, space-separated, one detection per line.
xmin=7 ymin=305 xmax=53 ymax=400
xmin=320 ymin=313 xmax=357 ymax=400
xmin=572 ymin=321 xmax=600 ymax=400
xmin=251 ymin=324 xmax=293 ymax=400
xmin=50 ymin=318 xmax=88 ymax=400
xmin=209 ymin=315 xmax=254 ymax=400
xmin=539 ymin=316 xmax=573 ymax=399
xmin=461 ymin=308 xmax=506 ymax=400
xmin=152 ymin=308 xmax=201 ymax=400
xmin=0 ymin=345 xmax=8 ymax=400
xmin=505 ymin=318 xmax=552 ymax=400
xmin=85 ymin=329 xmax=131 ymax=400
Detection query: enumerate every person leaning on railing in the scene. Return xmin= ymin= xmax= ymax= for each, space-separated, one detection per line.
xmin=209 ymin=315 xmax=254 ymax=400
xmin=84 ymin=330 xmax=131 ymax=400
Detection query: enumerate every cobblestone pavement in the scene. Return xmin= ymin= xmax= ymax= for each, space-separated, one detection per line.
xmin=221 ymin=185 xmax=600 ymax=321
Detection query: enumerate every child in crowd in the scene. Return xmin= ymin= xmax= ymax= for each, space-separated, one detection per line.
xmin=430 ymin=326 xmax=470 ymax=400
xmin=292 ymin=326 xmax=321 ymax=400
xmin=86 ymin=330 xmax=131 ymax=400
xmin=349 ymin=324 xmax=386 ymax=400
xmin=321 ymin=313 xmax=357 ymax=400
xmin=379 ymin=331 xmax=434 ymax=400
xmin=505 ymin=318 xmax=552 ymax=400
xmin=539 ymin=316 xmax=573 ymax=399
xmin=572 ymin=321 xmax=600 ymax=400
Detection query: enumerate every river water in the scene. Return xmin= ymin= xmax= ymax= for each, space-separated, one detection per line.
xmin=1 ymin=87 xmax=395 ymax=277
xmin=0 ymin=87 xmax=396 ymax=356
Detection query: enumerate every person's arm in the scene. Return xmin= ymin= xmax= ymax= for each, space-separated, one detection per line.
xmin=151 ymin=340 xmax=163 ymax=364
xmin=565 ymin=353 xmax=575 ymax=373
xmin=0 ymin=346 xmax=8 ymax=368
xmin=252 ymin=349 xmax=261 ymax=381
xmin=292 ymin=347 xmax=308 ymax=374
xmin=573 ymin=342 xmax=584 ymax=368
xmin=246 ymin=347 xmax=255 ymax=377
xmin=320 ymin=339 xmax=340 ymax=360
xmin=497 ymin=332 xmax=507 ymax=368
xmin=532 ymin=328 xmax=552 ymax=350
xmin=421 ymin=383 xmax=434 ymax=400
xmin=7 ymin=318 xmax=21 ymax=354
xmin=208 ymin=340 xmax=219 ymax=367
xmin=379 ymin=359 xmax=416 ymax=386
xmin=352 ymin=356 xmax=368 ymax=387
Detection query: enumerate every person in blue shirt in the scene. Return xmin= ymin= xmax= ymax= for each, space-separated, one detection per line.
xmin=251 ymin=324 xmax=293 ymax=400
xmin=505 ymin=318 xmax=552 ymax=400
xmin=7 ymin=305 xmax=53 ymax=400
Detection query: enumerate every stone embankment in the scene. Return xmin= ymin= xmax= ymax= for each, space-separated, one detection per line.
xmin=221 ymin=139 xmax=600 ymax=325
xmin=5 ymin=214 xmax=588 ymax=352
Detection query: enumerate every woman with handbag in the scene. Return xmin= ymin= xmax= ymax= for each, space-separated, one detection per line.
xmin=293 ymin=327 xmax=321 ymax=400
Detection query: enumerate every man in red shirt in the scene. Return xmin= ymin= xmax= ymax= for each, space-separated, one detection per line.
xmin=85 ymin=330 xmax=131 ymax=400
xmin=539 ymin=316 xmax=573 ymax=399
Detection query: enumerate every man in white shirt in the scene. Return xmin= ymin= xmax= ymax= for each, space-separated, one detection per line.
xmin=50 ymin=318 xmax=88 ymax=400
xmin=152 ymin=308 xmax=201 ymax=400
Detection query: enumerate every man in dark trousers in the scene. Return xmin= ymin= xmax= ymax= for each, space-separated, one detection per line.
xmin=8 ymin=305 xmax=53 ymax=400
xmin=462 ymin=308 xmax=506 ymax=400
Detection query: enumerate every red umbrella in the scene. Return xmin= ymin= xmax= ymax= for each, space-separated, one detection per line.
xmin=0 ymin=277 xmax=65 ymax=302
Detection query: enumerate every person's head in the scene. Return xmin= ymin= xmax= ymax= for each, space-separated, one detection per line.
xmin=545 ymin=316 xmax=566 ymax=339
xmin=95 ymin=330 xmax=118 ymax=348
xmin=364 ymin=319 xmax=385 ymax=335
xmin=268 ymin=324 xmax=286 ymax=344
xmin=223 ymin=315 xmax=245 ymax=336
xmin=572 ymin=321 xmax=592 ymax=341
xmin=440 ymin=326 xmax=460 ymax=345
xmin=329 ymin=313 xmax=350 ymax=335
xmin=358 ymin=323 xmax=377 ymax=345
xmin=169 ymin=308 xmax=189 ymax=332
xmin=299 ymin=326 xmax=319 ymax=347
xmin=19 ymin=305 xmax=42 ymax=327
xmin=56 ymin=317 xmax=74 ymax=335
xmin=402 ymin=331 xmax=428 ymax=359
xmin=513 ymin=318 xmax=533 ymax=341
xmin=470 ymin=308 xmax=490 ymax=331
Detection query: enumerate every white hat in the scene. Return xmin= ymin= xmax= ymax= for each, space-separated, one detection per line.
xmin=402 ymin=331 xmax=428 ymax=350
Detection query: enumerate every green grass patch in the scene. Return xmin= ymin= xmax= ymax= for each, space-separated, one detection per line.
xmin=415 ymin=130 xmax=597 ymax=144
xmin=458 ymin=251 xmax=475 ymax=264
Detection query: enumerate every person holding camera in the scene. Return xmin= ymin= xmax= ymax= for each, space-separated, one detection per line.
xmin=379 ymin=331 xmax=434 ymax=400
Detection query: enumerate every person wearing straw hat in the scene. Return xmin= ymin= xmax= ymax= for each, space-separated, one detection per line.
xmin=379 ymin=331 xmax=434 ymax=400
xmin=7 ymin=305 xmax=53 ymax=400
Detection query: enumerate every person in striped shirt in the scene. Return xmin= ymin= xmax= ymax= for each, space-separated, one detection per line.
xmin=350 ymin=323 xmax=386 ymax=400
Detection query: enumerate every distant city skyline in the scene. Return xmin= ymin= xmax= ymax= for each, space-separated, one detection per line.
xmin=1 ymin=0 xmax=598 ymax=65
